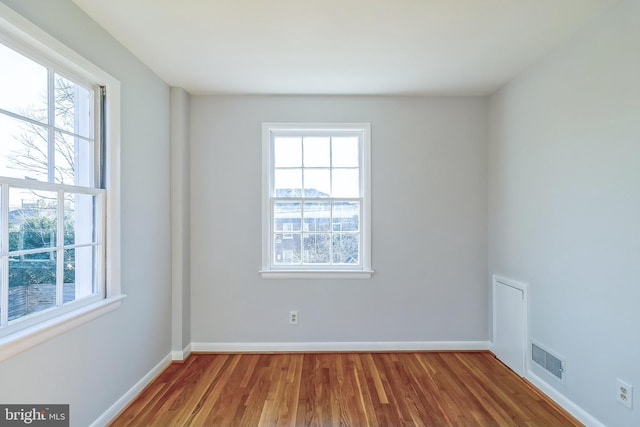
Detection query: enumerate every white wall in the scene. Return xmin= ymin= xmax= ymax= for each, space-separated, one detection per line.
xmin=0 ymin=1 xmax=172 ymax=426
xmin=488 ymin=0 xmax=640 ymax=425
xmin=171 ymin=87 xmax=191 ymax=357
xmin=191 ymin=96 xmax=488 ymax=346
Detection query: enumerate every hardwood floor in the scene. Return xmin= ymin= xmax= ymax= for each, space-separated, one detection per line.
xmin=111 ymin=352 xmax=582 ymax=426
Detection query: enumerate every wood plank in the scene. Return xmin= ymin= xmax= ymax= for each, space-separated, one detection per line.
xmin=110 ymin=351 xmax=583 ymax=427
xmin=349 ymin=353 xmax=379 ymax=427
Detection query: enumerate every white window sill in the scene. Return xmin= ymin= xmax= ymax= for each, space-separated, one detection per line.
xmin=0 ymin=294 xmax=126 ymax=362
xmin=260 ymin=270 xmax=374 ymax=279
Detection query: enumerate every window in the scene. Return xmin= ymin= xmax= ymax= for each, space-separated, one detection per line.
xmin=261 ymin=123 xmax=372 ymax=278
xmin=0 ymin=4 xmax=122 ymax=361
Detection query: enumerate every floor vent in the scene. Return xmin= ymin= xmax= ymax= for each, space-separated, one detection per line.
xmin=532 ymin=342 xmax=564 ymax=382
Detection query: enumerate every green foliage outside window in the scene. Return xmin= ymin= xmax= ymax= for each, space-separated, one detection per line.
xmin=8 ymin=214 xmax=75 ymax=287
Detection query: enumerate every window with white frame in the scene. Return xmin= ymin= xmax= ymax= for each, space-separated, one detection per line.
xmin=0 ymin=4 xmax=121 ymax=359
xmin=261 ymin=123 xmax=372 ymax=278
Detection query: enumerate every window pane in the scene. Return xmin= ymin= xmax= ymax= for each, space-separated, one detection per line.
xmin=274 ymin=169 xmax=301 ymax=196
xmin=9 ymin=188 xmax=58 ymax=252
xmin=332 ymin=201 xmax=360 ymax=231
xmin=65 ymin=193 xmax=96 ymax=245
xmin=55 ymin=74 xmax=94 ymax=139
xmin=0 ymin=114 xmax=49 ymax=182
xmin=8 ymin=251 xmax=57 ymax=321
xmin=274 ymin=233 xmax=301 ymax=264
xmin=304 ymin=169 xmax=330 ymax=197
xmin=274 ymin=202 xmax=301 ymax=232
xmin=274 ymin=137 xmax=301 ymax=167
xmin=55 ymin=131 xmax=95 ymax=186
xmin=64 ymin=246 xmax=97 ymax=304
xmin=332 ymin=234 xmax=360 ymax=264
xmin=74 ymin=138 xmax=95 ymax=187
xmin=332 ymin=137 xmax=359 ymax=167
xmin=304 ymin=202 xmax=330 ymax=231
xmin=332 ymin=169 xmax=359 ymax=197
xmin=0 ymin=43 xmax=48 ymax=122
xmin=303 ymin=233 xmax=330 ymax=263
xmin=303 ymin=137 xmax=330 ymax=167
xmin=55 ymin=131 xmax=74 ymax=185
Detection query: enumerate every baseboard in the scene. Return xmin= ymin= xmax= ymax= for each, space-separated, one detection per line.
xmin=526 ymin=370 xmax=606 ymax=427
xmin=171 ymin=343 xmax=192 ymax=361
xmin=89 ymin=352 xmax=172 ymax=427
xmin=191 ymin=340 xmax=490 ymax=353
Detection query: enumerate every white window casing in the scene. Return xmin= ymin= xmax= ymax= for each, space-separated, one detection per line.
xmin=261 ymin=123 xmax=373 ymax=279
xmin=0 ymin=3 xmax=123 ymax=362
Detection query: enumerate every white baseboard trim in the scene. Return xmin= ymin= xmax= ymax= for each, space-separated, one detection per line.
xmin=191 ymin=340 xmax=490 ymax=353
xmin=171 ymin=343 xmax=192 ymax=361
xmin=90 ymin=353 xmax=172 ymax=427
xmin=526 ymin=370 xmax=605 ymax=427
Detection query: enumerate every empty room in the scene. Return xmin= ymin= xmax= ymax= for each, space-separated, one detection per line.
xmin=0 ymin=0 xmax=637 ymax=426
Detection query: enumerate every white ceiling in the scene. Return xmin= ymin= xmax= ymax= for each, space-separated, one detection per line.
xmin=71 ymin=0 xmax=618 ymax=96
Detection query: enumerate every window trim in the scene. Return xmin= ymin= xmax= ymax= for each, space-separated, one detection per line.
xmin=261 ymin=123 xmax=373 ymax=279
xmin=0 ymin=3 xmax=122 ymax=362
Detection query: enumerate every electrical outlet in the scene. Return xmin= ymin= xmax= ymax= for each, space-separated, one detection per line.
xmin=289 ymin=310 xmax=298 ymax=325
xmin=616 ymin=379 xmax=633 ymax=409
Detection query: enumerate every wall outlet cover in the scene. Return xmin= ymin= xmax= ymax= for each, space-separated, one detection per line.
xmin=616 ymin=379 xmax=633 ymax=409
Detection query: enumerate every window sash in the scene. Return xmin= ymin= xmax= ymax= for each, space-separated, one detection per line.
xmin=270 ymin=197 xmax=362 ymax=268
xmin=0 ymin=43 xmax=102 ymax=188
xmin=0 ymin=178 xmax=105 ymax=333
